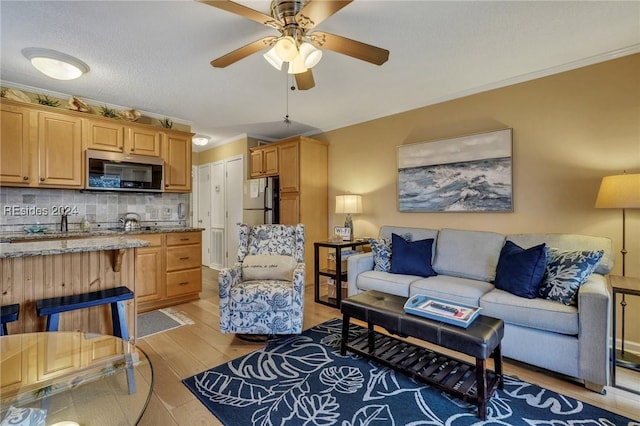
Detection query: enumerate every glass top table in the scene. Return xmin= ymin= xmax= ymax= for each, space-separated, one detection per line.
xmin=1 ymin=332 xmax=153 ymax=425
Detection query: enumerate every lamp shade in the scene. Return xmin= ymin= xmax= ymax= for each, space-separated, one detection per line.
xmin=274 ymin=36 xmax=298 ymax=61
xmin=335 ymin=195 xmax=362 ymax=214
xmin=263 ymin=46 xmax=284 ymax=70
xmin=595 ymin=174 xmax=640 ymax=208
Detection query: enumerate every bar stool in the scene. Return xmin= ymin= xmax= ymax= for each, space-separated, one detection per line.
xmin=35 ymin=286 xmax=134 ymax=340
xmin=1 ymin=304 xmax=20 ymax=335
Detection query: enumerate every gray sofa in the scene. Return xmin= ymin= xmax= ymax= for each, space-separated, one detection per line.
xmin=347 ymin=226 xmax=614 ymax=393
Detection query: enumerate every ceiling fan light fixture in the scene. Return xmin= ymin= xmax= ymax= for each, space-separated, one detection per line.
xmin=263 ymin=46 xmax=284 ymax=70
xmin=22 ymin=48 xmax=89 ymax=80
xmin=287 ymin=54 xmax=308 ymax=75
xmin=299 ymin=42 xmax=322 ymax=68
xmin=274 ymin=36 xmax=298 ymax=62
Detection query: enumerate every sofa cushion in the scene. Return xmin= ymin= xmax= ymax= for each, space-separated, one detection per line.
xmin=379 ymin=226 xmax=439 ymax=243
xmin=432 ymin=228 xmax=505 ymax=282
xmin=409 ymin=275 xmax=494 ymax=307
xmin=507 ymin=233 xmax=613 ymax=275
xmin=390 ymin=234 xmax=437 ymax=277
xmin=369 ymin=238 xmax=392 ymax=272
xmin=356 ymin=270 xmax=417 ymax=297
xmin=494 ymin=241 xmax=547 ymax=298
xmin=538 ymin=248 xmax=604 ymax=306
xmin=480 ymin=288 xmax=579 ymax=335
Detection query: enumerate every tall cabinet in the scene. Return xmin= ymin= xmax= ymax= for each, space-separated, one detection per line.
xmin=252 ymin=136 xmax=328 ymax=282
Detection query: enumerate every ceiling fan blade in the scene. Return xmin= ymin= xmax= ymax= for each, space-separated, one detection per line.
xmin=198 ymin=0 xmax=281 ymax=29
xmin=210 ymin=36 xmax=277 ymax=68
xmin=295 ymin=70 xmax=315 ymax=90
xmin=310 ymin=31 xmax=389 ymax=65
xmin=295 ymin=1 xmax=353 ymax=30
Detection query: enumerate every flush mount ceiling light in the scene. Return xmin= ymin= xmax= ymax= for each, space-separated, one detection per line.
xmin=192 ymin=135 xmax=211 ymax=146
xmin=203 ymin=0 xmax=389 ymax=90
xmin=22 ymin=48 xmax=90 ymax=80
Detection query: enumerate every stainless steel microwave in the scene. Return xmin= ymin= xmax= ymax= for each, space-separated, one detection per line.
xmin=86 ymin=149 xmax=164 ymax=192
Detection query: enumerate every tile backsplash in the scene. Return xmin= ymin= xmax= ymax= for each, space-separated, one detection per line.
xmin=0 ymin=187 xmax=191 ymax=232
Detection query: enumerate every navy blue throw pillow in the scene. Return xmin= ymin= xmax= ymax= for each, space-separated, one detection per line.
xmin=390 ymin=233 xmax=437 ymax=277
xmin=494 ymin=241 xmax=547 ymax=298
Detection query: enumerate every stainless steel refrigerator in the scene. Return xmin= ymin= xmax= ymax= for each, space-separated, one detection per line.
xmin=243 ymin=177 xmax=280 ymax=225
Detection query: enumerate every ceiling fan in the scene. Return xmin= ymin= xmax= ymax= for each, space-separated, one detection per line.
xmin=199 ymin=0 xmax=389 ymax=90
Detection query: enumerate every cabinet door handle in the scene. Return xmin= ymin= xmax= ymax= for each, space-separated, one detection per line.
xmin=179 ymin=281 xmax=189 ymax=285
xmin=23 ymin=176 xmax=29 ymax=180
xmin=180 ymin=238 xmax=190 ymax=241
xmin=179 ymin=256 xmax=190 ymax=260
xmin=40 ymin=177 xmax=45 ymax=182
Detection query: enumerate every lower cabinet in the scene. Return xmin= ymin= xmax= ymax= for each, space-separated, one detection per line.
xmin=136 ymin=231 xmax=202 ymax=313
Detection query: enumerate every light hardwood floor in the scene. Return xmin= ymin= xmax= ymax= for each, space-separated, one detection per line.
xmin=137 ymin=267 xmax=640 ymax=425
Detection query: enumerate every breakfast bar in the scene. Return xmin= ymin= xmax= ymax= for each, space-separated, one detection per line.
xmin=0 ymin=237 xmax=148 ymax=337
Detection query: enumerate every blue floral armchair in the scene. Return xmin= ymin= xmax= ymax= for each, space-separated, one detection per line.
xmin=219 ymin=223 xmax=305 ymax=335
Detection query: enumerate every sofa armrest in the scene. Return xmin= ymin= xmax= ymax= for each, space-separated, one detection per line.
xmin=292 ymin=262 xmax=306 ymax=303
xmin=577 ymin=273 xmax=610 ymax=390
xmin=347 ymin=252 xmax=374 ymax=296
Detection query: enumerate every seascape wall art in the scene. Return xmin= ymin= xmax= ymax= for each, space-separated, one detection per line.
xmin=397 ymin=129 xmax=513 ymax=212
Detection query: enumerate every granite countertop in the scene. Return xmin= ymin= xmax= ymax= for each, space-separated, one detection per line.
xmin=0 ymin=237 xmax=150 ymax=259
xmin=0 ymin=226 xmax=204 ymax=243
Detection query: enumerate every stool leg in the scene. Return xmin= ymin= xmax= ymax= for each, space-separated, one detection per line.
xmin=46 ymin=314 xmax=60 ymax=332
xmin=1 ymin=324 xmax=7 ymax=336
xmin=111 ymin=301 xmax=129 ymax=341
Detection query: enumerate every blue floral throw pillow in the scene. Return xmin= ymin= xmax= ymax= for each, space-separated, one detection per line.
xmin=538 ymin=248 xmax=604 ymax=306
xmin=369 ymin=238 xmax=392 ymax=272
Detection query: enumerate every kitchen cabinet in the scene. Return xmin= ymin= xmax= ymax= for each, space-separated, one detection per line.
xmin=276 ymin=136 xmax=328 ymax=282
xmin=134 ymin=234 xmax=163 ymax=304
xmin=136 ymin=231 xmax=202 ymax=312
xmin=278 ymin=141 xmax=299 ymax=192
xmin=250 ymin=145 xmax=279 ymax=178
xmin=1 ymin=100 xmax=82 ymax=188
xmin=85 ymin=118 xmax=162 ymax=157
xmin=0 ymin=103 xmax=31 ymax=185
xmin=1 ymin=99 xmax=193 ymax=192
xmin=127 ymin=126 xmax=162 ymax=156
xmin=37 ymin=110 xmax=83 ymax=188
xmin=84 ymin=118 xmax=125 ymax=152
xmin=163 ymin=130 xmax=193 ymax=192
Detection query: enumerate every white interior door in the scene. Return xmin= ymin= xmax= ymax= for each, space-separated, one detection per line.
xmin=225 ymin=155 xmax=243 ymax=267
xmin=197 ymin=164 xmax=211 ymax=266
xmin=210 ymin=161 xmax=225 ymax=269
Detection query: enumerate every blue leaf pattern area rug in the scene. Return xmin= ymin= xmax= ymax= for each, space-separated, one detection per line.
xmin=183 ymin=318 xmax=638 ymax=425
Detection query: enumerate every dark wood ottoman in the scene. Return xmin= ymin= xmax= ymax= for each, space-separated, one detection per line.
xmin=340 ymin=290 xmax=504 ymax=420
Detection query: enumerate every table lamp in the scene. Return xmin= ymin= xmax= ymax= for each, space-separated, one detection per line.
xmin=335 ymin=195 xmax=362 ymax=240
xmin=595 ymin=172 xmax=640 ymax=365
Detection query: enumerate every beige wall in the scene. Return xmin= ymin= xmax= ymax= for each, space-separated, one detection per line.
xmin=322 ymin=53 xmax=640 ymax=278
xmin=321 ymin=54 xmax=640 ymax=344
xmin=194 ymin=135 xmax=248 ymax=165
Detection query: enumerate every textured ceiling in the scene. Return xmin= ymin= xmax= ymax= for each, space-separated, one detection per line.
xmin=1 ymin=1 xmax=639 ymax=152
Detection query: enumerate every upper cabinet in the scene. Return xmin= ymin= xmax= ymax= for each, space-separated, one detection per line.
xmin=163 ymin=130 xmax=192 ymax=192
xmin=37 ymin=111 xmax=83 ymax=188
xmin=127 ymin=126 xmax=162 ymax=157
xmin=0 ymin=103 xmax=31 ymax=185
xmin=1 ymin=99 xmax=193 ymax=192
xmin=1 ymin=101 xmax=82 ymax=188
xmin=250 ymin=145 xmax=279 ymax=178
xmin=85 ymin=118 xmax=161 ymax=157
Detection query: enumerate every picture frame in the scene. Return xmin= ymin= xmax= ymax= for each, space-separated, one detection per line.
xmin=334 ymin=226 xmax=351 ymax=241
xmin=397 ymin=129 xmax=513 ymax=212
